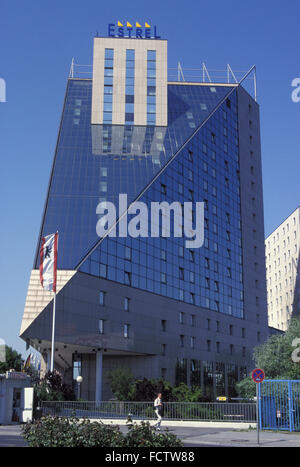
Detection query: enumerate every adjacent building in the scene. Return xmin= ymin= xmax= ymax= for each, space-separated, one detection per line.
xmin=265 ymin=206 xmax=300 ymax=331
xmin=20 ymin=26 xmax=269 ymax=400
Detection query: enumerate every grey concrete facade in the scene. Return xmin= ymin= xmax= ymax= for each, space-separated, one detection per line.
xmin=237 ymin=86 xmax=269 ymax=347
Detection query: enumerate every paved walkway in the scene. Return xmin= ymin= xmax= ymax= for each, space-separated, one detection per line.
xmin=166 ymin=426 xmax=300 ymax=447
xmin=0 ymin=425 xmax=28 ymax=447
xmin=0 ymin=423 xmax=299 ymax=448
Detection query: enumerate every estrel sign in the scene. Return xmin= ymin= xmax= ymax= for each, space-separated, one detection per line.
xmin=108 ymin=22 xmax=161 ymax=39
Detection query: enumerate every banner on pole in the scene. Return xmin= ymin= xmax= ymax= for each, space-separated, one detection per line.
xmin=39 ymin=232 xmax=58 ymax=292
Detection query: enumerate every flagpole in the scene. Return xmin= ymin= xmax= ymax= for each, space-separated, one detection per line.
xmin=40 ymin=231 xmax=58 ymax=374
xmin=50 ymin=291 xmax=56 ymax=372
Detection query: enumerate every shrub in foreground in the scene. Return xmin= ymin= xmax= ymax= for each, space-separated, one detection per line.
xmin=124 ymin=419 xmax=183 ymax=447
xmin=21 ymin=416 xmax=183 ymax=447
xmin=21 ymin=416 xmax=124 ymax=447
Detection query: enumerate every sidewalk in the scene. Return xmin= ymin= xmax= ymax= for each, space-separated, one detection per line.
xmin=0 ymin=425 xmax=28 ymax=447
xmin=176 ymin=427 xmax=300 ymax=447
xmin=0 ymin=422 xmax=299 ymax=448
xmin=117 ymin=420 xmax=300 ymax=447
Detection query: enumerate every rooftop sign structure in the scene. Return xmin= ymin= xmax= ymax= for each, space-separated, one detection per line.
xmin=108 ymin=22 xmax=161 ymax=39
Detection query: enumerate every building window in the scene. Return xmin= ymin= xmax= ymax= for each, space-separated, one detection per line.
xmin=187 ymin=148 xmax=193 ymax=161
xmin=124 ymin=297 xmax=130 ymax=311
xmin=161 ymin=320 xmax=166 ymax=332
xmin=125 ymin=49 xmax=135 ymax=124
xmin=189 ymin=250 xmax=195 ymax=262
xmin=99 ymin=319 xmax=104 ymax=334
xmin=147 ymin=50 xmax=156 ymax=125
xmin=99 ymin=291 xmax=106 ymax=306
xmin=100 ymin=263 xmax=107 ymax=278
xmin=180 ymin=335 xmax=185 ymax=347
xmin=190 ymin=336 xmax=195 ymax=349
xmin=160 ymin=183 xmax=167 ymax=195
xmin=72 ymin=354 xmax=82 ymax=383
xmin=103 ymin=48 xmax=114 ymax=123
xmin=179 ymin=312 xmax=185 ymax=324
xmin=125 ymin=246 xmax=131 ymax=261
xmin=123 ymin=324 xmax=129 ymax=338
xmin=125 ymin=271 xmax=131 ymax=285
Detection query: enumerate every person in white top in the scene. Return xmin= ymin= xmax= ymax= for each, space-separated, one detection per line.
xmin=153 ymin=392 xmax=163 ymax=430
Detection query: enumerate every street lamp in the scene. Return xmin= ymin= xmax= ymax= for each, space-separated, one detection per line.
xmin=76 ymin=375 xmax=83 ymax=400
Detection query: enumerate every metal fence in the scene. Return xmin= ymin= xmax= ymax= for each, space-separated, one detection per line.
xmin=40 ymin=401 xmax=256 ymax=423
xmin=259 ymin=380 xmax=300 ymax=432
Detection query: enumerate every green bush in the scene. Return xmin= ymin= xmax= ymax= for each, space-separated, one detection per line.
xmin=21 ymin=415 xmax=183 ymax=448
xmin=124 ymin=420 xmax=183 ymax=447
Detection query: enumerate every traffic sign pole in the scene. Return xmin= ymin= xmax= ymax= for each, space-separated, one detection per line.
xmin=251 ymin=368 xmax=265 ymax=446
xmin=256 ymin=384 xmax=259 ymax=445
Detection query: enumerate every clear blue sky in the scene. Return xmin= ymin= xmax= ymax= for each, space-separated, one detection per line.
xmin=0 ymin=0 xmax=299 ymax=357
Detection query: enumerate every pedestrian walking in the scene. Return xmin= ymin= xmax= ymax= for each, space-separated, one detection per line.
xmin=153 ymin=392 xmax=163 ymax=430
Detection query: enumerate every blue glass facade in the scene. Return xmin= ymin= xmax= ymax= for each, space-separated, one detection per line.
xmin=35 ymin=78 xmax=243 ymax=318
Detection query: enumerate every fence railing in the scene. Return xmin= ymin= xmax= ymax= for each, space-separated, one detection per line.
xmin=40 ymin=401 xmax=256 ymax=423
xmin=259 ymin=380 xmax=300 ymax=432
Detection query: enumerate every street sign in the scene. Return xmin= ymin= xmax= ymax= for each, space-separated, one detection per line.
xmin=251 ymin=368 xmax=265 ymax=446
xmin=252 ymin=368 xmax=265 ymax=384
xmin=216 ymin=397 xmax=227 ymax=401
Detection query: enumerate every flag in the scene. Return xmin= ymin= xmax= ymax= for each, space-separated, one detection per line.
xmin=40 ymin=232 xmax=58 ymax=292
xmin=23 ymin=354 xmax=31 ymax=371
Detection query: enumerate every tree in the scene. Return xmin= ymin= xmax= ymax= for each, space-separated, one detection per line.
xmin=236 ymin=317 xmax=300 ymax=398
xmin=0 ymin=346 xmax=23 ymax=373
xmin=171 ymin=383 xmax=203 ymax=402
xmin=253 ymin=317 xmax=300 ymax=379
xmin=236 ymin=377 xmax=256 ymax=399
xmin=34 ymin=371 xmax=76 ymax=402
xmin=107 ymin=368 xmax=135 ymax=400
xmin=128 ymin=378 xmax=174 ymax=402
